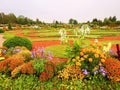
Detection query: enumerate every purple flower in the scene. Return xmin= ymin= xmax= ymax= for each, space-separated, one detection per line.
xmin=31 ymin=51 xmax=36 ymax=58
xmin=102 ymin=72 xmax=106 ymax=77
xmin=94 ymin=70 xmax=98 ymax=75
xmin=99 ymin=66 xmax=107 ymax=77
xmin=82 ymin=69 xmax=89 ymax=75
xmin=41 ymin=48 xmax=45 ymax=57
xmin=99 ymin=66 xmax=104 ymax=72
xmin=13 ymin=48 xmax=21 ymax=53
xmin=1 ymin=49 xmax=7 ymax=54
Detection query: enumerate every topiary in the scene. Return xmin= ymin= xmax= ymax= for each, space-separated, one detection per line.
xmin=3 ymin=36 xmax=32 ymax=50
xmin=0 ymin=29 xmax=5 ymax=33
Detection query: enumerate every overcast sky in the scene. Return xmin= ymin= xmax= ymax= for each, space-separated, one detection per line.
xmin=0 ymin=0 xmax=120 ymax=23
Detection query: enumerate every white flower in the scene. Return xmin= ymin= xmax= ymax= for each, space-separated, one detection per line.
xmin=79 ymin=24 xmax=90 ymax=35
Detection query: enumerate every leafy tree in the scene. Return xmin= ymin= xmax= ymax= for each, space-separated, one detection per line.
xmin=36 ymin=18 xmax=42 ymax=24
xmin=69 ymin=18 xmax=78 ymax=25
xmin=7 ymin=13 xmax=17 ymax=23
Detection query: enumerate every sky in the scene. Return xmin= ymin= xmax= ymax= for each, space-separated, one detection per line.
xmin=0 ymin=0 xmax=120 ymax=23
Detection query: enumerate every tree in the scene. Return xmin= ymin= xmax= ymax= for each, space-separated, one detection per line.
xmin=7 ymin=13 xmax=17 ymax=23
xmin=36 ymin=18 xmax=42 ymax=24
xmin=111 ymin=16 xmax=117 ymax=22
xmin=17 ymin=15 xmax=25 ymax=24
xmin=103 ymin=18 xmax=112 ymax=26
xmin=69 ymin=18 xmax=78 ymax=25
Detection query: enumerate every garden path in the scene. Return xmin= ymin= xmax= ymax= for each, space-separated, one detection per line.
xmin=0 ymin=34 xmax=5 ymax=47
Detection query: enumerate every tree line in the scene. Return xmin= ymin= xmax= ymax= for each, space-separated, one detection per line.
xmin=0 ymin=12 xmax=42 ymax=25
xmin=0 ymin=12 xmax=120 ymax=27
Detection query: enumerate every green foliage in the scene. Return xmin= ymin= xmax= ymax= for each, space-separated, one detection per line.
xmin=69 ymin=18 xmax=78 ymax=25
xmin=83 ymin=75 xmax=120 ymax=90
xmin=45 ymin=45 xmax=67 ymax=58
xmin=65 ymin=39 xmax=88 ymax=58
xmin=0 ymin=74 xmax=41 ymax=90
xmin=3 ymin=36 xmax=32 ymax=50
xmin=0 ymin=29 xmax=4 ymax=33
xmin=8 ymin=23 xmax=12 ymax=30
xmin=33 ymin=59 xmax=46 ymax=76
xmin=59 ymin=80 xmax=84 ymax=90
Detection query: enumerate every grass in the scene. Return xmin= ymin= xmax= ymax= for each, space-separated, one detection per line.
xmin=3 ymin=32 xmax=15 ymax=39
xmin=3 ymin=28 xmax=120 ymax=41
xmin=45 ymin=45 xmax=67 ymax=58
xmin=100 ymin=40 xmax=120 ymax=45
xmin=90 ymin=29 xmax=120 ymax=37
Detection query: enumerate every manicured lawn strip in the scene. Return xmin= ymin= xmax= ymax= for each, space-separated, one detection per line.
xmin=3 ymin=28 xmax=120 ymax=41
xmin=45 ymin=45 xmax=67 ymax=58
xmin=100 ymin=40 xmax=120 ymax=45
xmin=3 ymin=32 xmax=15 ymax=39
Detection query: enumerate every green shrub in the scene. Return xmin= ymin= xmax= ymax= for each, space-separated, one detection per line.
xmin=0 ymin=29 xmax=5 ymax=33
xmin=33 ymin=59 xmax=46 ymax=76
xmin=3 ymin=36 xmax=32 ymax=50
xmin=8 ymin=23 xmax=12 ymax=30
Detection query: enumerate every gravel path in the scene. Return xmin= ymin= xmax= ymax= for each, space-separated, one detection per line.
xmin=0 ymin=34 xmax=5 ymax=47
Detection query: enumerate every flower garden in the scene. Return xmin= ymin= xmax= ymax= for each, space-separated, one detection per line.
xmin=0 ymin=25 xmax=120 ymax=90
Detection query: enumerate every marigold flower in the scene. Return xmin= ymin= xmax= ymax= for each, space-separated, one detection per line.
xmin=72 ymin=58 xmax=76 ymax=62
xmin=80 ymin=57 xmax=85 ymax=61
xmin=94 ymin=54 xmax=99 ymax=58
xmin=80 ymin=52 xmax=84 ymax=56
xmin=88 ymin=58 xmax=93 ymax=62
xmin=101 ymin=59 xmax=105 ymax=63
xmin=75 ymin=56 xmax=80 ymax=60
xmin=76 ymin=62 xmax=81 ymax=66
xmin=83 ymin=55 xmax=88 ymax=58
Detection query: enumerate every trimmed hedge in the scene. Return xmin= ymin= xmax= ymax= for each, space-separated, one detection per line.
xmin=3 ymin=36 xmax=32 ymax=50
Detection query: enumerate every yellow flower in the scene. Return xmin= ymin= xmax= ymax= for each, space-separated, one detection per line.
xmin=72 ymin=58 xmax=76 ymax=62
xmin=76 ymin=62 xmax=81 ymax=66
xmin=80 ymin=57 xmax=85 ymax=61
xmin=100 ymin=54 xmax=106 ymax=59
xmin=88 ymin=58 xmax=93 ymax=62
xmin=100 ymin=54 xmax=104 ymax=58
xmin=94 ymin=67 xmax=98 ymax=71
xmin=95 ymin=49 xmax=100 ymax=54
xmin=75 ymin=56 xmax=80 ymax=60
xmin=94 ymin=54 xmax=99 ymax=58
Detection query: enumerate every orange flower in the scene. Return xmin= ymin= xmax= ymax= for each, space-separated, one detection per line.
xmin=101 ymin=59 xmax=105 ymax=63
xmin=20 ymin=62 xmax=36 ymax=74
xmin=80 ymin=52 xmax=84 ymax=56
xmin=104 ymin=58 xmax=120 ymax=82
xmin=83 ymin=55 xmax=88 ymax=58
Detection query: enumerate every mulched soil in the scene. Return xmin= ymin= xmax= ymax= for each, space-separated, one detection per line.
xmin=32 ymin=40 xmax=61 ymax=48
